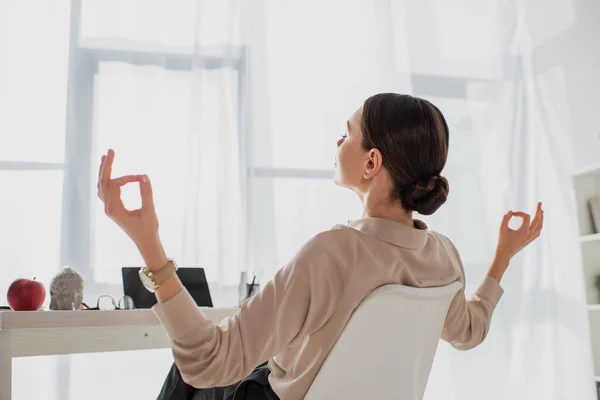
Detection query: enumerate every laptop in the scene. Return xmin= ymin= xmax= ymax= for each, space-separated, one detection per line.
xmin=121 ymin=267 xmax=213 ymax=309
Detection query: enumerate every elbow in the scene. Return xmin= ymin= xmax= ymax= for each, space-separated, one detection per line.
xmin=174 ymin=357 xmax=214 ymax=389
xmin=449 ymin=329 xmax=490 ymax=351
xmin=451 ymin=340 xmax=481 ymax=351
xmin=172 ymin=343 xmax=250 ymax=389
xmin=452 ymin=333 xmax=487 ymax=351
xmin=169 ymin=319 xmax=252 ymax=388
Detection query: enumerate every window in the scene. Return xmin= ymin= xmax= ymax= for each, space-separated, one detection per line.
xmin=0 ymin=2 xmax=71 ymax=297
xmin=9 ymin=1 xmax=244 ymax=398
xmin=66 ymin=0 xmax=244 ymax=293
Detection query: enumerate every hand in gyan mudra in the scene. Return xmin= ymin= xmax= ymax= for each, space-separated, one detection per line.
xmin=495 ymin=202 xmax=544 ymax=264
xmin=97 ymin=149 xmax=161 ymax=250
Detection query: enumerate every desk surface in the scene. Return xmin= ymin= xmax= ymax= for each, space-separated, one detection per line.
xmin=0 ymin=307 xmax=238 ymax=400
xmin=0 ymin=308 xmax=237 ymax=358
xmin=0 ymin=308 xmax=237 ymax=330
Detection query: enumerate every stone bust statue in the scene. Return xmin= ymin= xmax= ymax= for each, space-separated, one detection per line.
xmin=49 ymin=266 xmax=84 ymax=311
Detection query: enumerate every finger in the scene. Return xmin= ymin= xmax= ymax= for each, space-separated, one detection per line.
xmin=105 ymin=180 xmax=135 ymax=219
xmin=531 ymin=204 xmax=544 ymax=234
xmin=99 ymin=150 xmax=114 ymax=196
xmin=529 ymin=211 xmax=541 ymax=232
xmin=526 ymin=209 xmax=544 ymax=242
xmin=105 ymin=188 xmax=125 ymax=218
xmin=139 ymin=175 xmax=155 ymax=211
xmin=500 ymin=211 xmax=513 ymax=231
xmin=527 ymin=220 xmax=540 ymax=242
xmin=530 ymin=202 xmax=542 ymax=226
xmin=97 ymin=155 xmax=107 ymax=198
xmin=98 ymin=155 xmax=106 ymax=182
xmin=105 ymin=175 xmax=140 ymax=213
xmin=102 ymin=149 xmax=115 ymax=183
xmin=512 ymin=212 xmax=531 ymax=233
xmin=111 ymin=175 xmax=141 ymax=187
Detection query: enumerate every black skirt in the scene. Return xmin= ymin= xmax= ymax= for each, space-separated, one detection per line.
xmin=157 ymin=362 xmax=280 ymax=400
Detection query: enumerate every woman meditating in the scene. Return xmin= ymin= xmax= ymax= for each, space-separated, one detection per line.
xmin=97 ymin=93 xmax=543 ymax=400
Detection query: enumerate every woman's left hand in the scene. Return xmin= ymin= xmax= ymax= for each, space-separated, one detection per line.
xmin=495 ymin=202 xmax=544 ymax=263
xmin=97 ymin=149 xmax=160 ymax=248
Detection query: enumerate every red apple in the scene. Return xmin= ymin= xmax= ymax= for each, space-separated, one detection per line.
xmin=7 ymin=278 xmax=46 ymax=311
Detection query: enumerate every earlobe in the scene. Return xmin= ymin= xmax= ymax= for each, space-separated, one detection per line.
xmin=364 ymin=159 xmax=376 ymax=180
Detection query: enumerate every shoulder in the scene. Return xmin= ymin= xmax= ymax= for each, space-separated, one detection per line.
xmin=297 ymin=224 xmax=358 ymax=257
xmin=287 ymin=225 xmax=357 ymax=278
xmin=427 ymin=230 xmax=463 ymax=265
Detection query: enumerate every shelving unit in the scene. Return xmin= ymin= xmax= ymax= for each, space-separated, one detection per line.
xmin=573 ymin=165 xmax=600 ymax=398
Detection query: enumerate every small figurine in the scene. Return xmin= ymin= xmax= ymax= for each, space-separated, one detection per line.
xmin=49 ymin=266 xmax=84 ymax=310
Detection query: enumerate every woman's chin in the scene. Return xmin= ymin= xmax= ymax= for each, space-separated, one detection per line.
xmin=333 ymin=168 xmax=348 ymax=188
xmin=333 ymin=173 xmax=341 ymax=187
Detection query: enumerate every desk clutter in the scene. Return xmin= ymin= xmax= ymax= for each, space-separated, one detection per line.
xmin=238 ymin=272 xmax=260 ymax=307
xmin=6 ymin=276 xmax=47 ymax=311
xmin=4 ymin=266 xmax=86 ymax=311
xmin=4 ymin=266 xmax=214 ymax=311
xmin=49 ymin=266 xmax=84 ymax=310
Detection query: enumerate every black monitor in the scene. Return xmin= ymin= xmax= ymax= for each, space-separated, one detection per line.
xmin=121 ymin=267 xmax=213 ymax=309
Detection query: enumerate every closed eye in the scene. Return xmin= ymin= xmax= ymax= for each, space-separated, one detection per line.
xmin=340 ymin=132 xmax=348 ymax=139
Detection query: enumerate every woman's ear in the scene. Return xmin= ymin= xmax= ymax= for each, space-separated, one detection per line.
xmin=363 ymin=149 xmax=383 ymax=179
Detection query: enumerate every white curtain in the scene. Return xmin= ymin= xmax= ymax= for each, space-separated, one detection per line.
xmin=2 ymin=0 xmax=244 ymax=398
xmin=84 ymin=0 xmax=245 ymax=297
xmin=1 ymin=0 xmax=597 ymax=399
xmin=422 ymin=2 xmax=595 ymax=396
xmin=248 ymin=0 xmax=595 ymax=399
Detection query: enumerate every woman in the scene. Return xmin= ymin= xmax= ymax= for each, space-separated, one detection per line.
xmin=97 ymin=93 xmax=543 ymax=400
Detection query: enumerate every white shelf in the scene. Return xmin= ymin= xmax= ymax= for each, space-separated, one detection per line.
xmin=581 ymin=234 xmax=600 ymax=243
xmin=574 ymin=163 xmax=600 ymax=382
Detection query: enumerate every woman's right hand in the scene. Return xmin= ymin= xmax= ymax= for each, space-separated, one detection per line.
xmin=495 ymin=202 xmax=544 ymax=264
xmin=97 ymin=149 xmax=160 ymax=248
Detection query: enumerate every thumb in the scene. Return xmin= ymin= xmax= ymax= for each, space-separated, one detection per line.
xmin=139 ymin=175 xmax=155 ymax=211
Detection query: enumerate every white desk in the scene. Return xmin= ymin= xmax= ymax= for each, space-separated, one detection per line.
xmin=0 ymin=308 xmax=236 ymax=400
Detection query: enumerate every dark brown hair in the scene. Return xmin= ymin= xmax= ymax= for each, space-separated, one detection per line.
xmin=361 ymin=93 xmax=450 ymax=215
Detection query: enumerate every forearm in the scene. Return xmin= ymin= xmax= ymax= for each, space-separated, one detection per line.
xmin=442 ymin=277 xmax=504 ymax=350
xmin=487 ymin=251 xmax=510 ymax=283
xmin=445 ymin=252 xmax=508 ymax=348
xmin=137 ymin=236 xmax=184 ymax=303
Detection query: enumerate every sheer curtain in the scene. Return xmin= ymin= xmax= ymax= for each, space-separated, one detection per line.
xmin=2 ymin=1 xmax=244 ymax=399
xmin=1 ymin=0 xmax=596 ymax=399
xmin=249 ymin=0 xmax=594 ymax=399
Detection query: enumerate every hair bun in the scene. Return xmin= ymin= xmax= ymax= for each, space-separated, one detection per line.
xmin=400 ymin=175 xmax=449 ymax=215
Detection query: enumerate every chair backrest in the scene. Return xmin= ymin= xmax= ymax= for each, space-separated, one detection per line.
xmin=304 ymin=282 xmax=462 ymax=400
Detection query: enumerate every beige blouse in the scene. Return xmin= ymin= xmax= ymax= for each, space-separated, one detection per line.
xmin=153 ymin=217 xmax=504 ymax=400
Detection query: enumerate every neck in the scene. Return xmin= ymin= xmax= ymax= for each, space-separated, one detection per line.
xmin=360 ymin=191 xmax=414 ymax=227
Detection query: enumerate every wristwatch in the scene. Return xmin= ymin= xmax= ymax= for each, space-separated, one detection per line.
xmin=139 ymin=259 xmax=178 ymax=293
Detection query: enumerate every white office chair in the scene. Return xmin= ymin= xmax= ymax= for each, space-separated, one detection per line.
xmin=304 ymin=281 xmax=463 ymax=400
